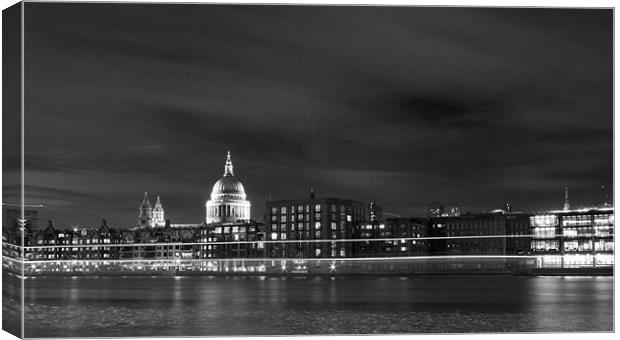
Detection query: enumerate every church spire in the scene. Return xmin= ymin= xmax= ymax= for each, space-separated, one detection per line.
xmin=154 ymin=195 xmax=163 ymax=210
xmin=563 ymin=187 xmax=570 ymax=211
xmin=224 ymin=150 xmax=234 ymax=177
xmin=140 ymin=192 xmax=151 ymax=208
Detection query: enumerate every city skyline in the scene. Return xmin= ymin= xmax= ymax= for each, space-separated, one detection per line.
xmin=2 ymin=4 xmax=613 ymax=226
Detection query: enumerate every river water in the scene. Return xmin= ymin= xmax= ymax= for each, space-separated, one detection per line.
xmin=3 ymin=274 xmax=614 ymax=337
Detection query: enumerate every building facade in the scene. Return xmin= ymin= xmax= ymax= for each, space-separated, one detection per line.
xmin=266 ymin=194 xmax=366 ymax=258
xmin=530 ymin=207 xmax=614 ymax=269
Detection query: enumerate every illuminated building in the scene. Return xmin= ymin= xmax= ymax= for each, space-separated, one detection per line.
xmin=427 ymin=202 xmax=444 ymax=217
xmin=354 ymin=218 xmax=429 ymax=257
xmin=197 ymin=222 xmax=266 ymax=261
xmin=563 ymin=187 xmax=570 ymax=211
xmin=531 ymin=207 xmax=614 ymax=269
xmin=266 ymin=193 xmax=366 ymax=258
xmin=205 ymin=151 xmax=251 ymax=224
xmin=152 ymin=196 xmax=165 ymax=227
xmin=368 ymin=202 xmax=383 ymax=222
xmin=427 ymin=202 xmax=460 ymax=217
xmin=137 ymin=192 xmax=153 ymax=227
xmin=137 ymin=193 xmax=166 ymax=228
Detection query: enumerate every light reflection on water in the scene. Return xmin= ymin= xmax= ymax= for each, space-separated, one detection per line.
xmin=5 ymin=274 xmax=613 ymax=337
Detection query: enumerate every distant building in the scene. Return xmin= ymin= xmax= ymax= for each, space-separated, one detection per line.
xmin=137 ymin=192 xmax=153 ymax=227
xmin=266 ymin=193 xmax=366 ymax=258
xmin=563 ymin=187 xmax=570 ymax=211
xmin=368 ymin=202 xmax=383 ymax=222
xmin=429 ymin=214 xmax=509 ymax=256
xmin=137 ymin=192 xmax=165 ymax=228
xmin=427 ymin=202 xmax=444 ymax=217
xmin=152 ymin=196 xmax=165 ymax=227
xmin=354 ymin=218 xmax=429 ymax=257
xmin=3 ymin=207 xmax=40 ymax=231
xmin=427 ymin=202 xmax=459 ymax=217
xmin=205 ymin=151 xmax=251 ymax=224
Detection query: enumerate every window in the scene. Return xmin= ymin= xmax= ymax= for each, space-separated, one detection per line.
xmin=281 ymin=207 xmax=287 ymax=214
xmin=315 ymin=222 xmax=321 ymax=229
xmin=331 ymin=222 xmax=337 ymax=230
xmin=281 ymin=215 xmax=287 ymax=222
xmin=271 ymin=207 xmax=277 ymax=214
xmin=280 ymin=233 xmax=287 ymax=240
xmin=533 ymin=227 xmax=556 ymax=239
xmin=271 ymin=232 xmax=278 ymax=240
xmin=315 ymin=249 xmax=321 ymax=256
xmin=530 ymin=215 xmax=558 ymax=227
xmin=315 ymin=204 xmax=321 ymax=212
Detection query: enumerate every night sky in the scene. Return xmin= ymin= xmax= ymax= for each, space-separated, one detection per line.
xmin=4 ymin=4 xmax=613 ymax=228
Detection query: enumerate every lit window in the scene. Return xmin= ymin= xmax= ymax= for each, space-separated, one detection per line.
xmin=315 ymin=249 xmax=321 ymax=256
xmin=315 ymin=204 xmax=321 ymax=212
xmin=315 ymin=222 xmax=321 ymax=229
xmin=281 ymin=207 xmax=287 ymax=214
xmin=271 ymin=232 xmax=278 ymax=240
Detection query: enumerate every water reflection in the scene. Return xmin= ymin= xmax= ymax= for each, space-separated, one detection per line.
xmin=12 ymin=274 xmax=613 ymax=337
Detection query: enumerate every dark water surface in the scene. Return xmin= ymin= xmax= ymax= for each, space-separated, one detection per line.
xmin=12 ymin=275 xmax=614 ymax=337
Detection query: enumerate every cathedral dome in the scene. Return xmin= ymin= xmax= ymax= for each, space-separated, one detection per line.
xmin=205 ymin=151 xmax=251 ymax=224
xmin=209 ymin=151 xmax=247 ymax=201
xmin=210 ymin=176 xmax=246 ymax=200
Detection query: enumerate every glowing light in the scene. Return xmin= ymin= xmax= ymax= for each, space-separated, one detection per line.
xmin=329 ymin=261 xmax=337 ymax=272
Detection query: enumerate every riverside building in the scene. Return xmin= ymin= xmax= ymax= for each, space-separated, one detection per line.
xmin=530 ymin=207 xmax=614 ymax=270
xmin=266 ymin=192 xmax=366 ymax=258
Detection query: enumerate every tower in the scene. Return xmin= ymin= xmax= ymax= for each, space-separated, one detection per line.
xmin=138 ymin=192 xmax=153 ymax=227
xmin=152 ymin=196 xmax=165 ymax=227
xmin=563 ymin=187 xmax=570 ymax=211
